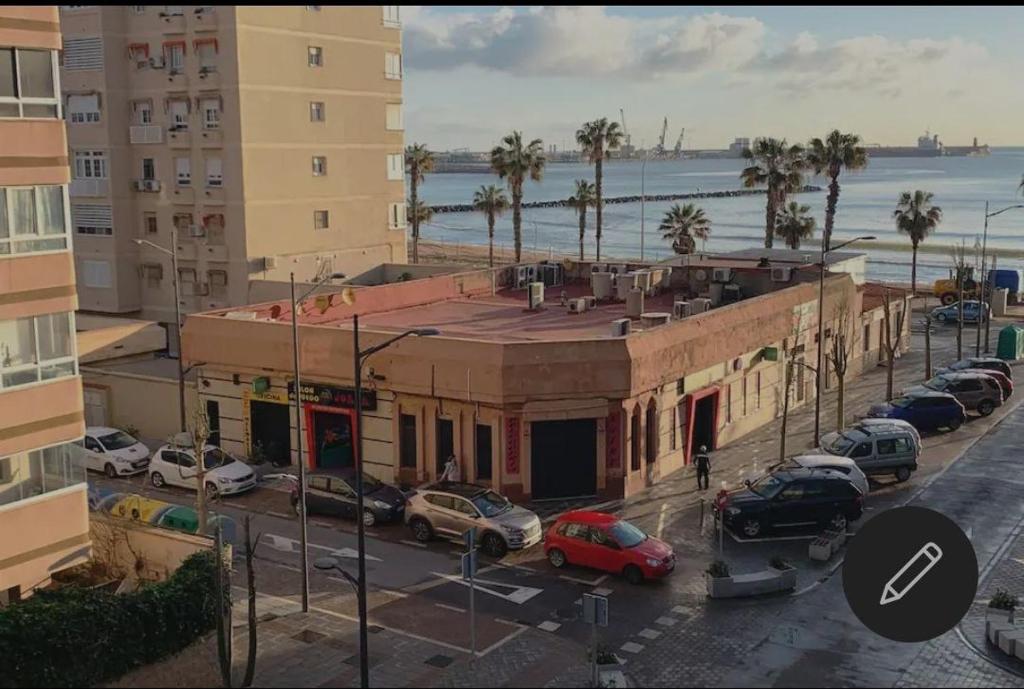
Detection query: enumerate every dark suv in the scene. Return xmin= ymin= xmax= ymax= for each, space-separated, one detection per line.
xmin=714 ymin=469 xmax=864 ymax=539
xmin=905 ymin=371 xmax=1003 ymax=416
xmin=939 ymin=357 xmax=1013 ymax=381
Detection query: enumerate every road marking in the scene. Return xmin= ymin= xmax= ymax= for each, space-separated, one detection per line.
xmin=400 ymin=539 xmax=428 ymax=549
xmin=261 ymin=533 xmax=382 ymax=562
xmin=671 ymin=605 xmax=692 ymax=615
xmin=637 ymin=628 xmax=662 ymax=640
xmin=434 ymin=603 xmax=466 ymax=614
xmin=620 ymin=642 xmax=645 ymax=654
xmin=557 ymin=573 xmax=609 ymax=586
xmin=537 ymin=621 xmax=561 ymax=632
xmin=654 ymin=616 xmax=678 ymax=627
xmin=267 ymin=511 xmax=293 ymax=520
xmin=479 ymin=620 xmax=530 ymax=657
xmin=493 ymin=617 xmax=526 ymax=628
xmin=311 ymin=520 xmax=333 ymax=528
xmin=657 ymin=503 xmax=669 ymax=538
xmin=592 ymin=587 xmax=613 ymax=596
xmin=429 ymin=572 xmax=543 ymax=604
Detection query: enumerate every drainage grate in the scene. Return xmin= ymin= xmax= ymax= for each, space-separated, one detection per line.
xmin=424 ymin=654 xmax=454 ymax=668
xmin=292 ymin=629 xmax=327 ymax=644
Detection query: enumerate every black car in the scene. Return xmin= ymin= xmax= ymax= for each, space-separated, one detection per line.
xmin=714 ymin=469 xmax=864 ymax=539
xmin=940 ymin=357 xmax=1013 ymax=382
xmin=290 ymin=469 xmax=406 ymax=527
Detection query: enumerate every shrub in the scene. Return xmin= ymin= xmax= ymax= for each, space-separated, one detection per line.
xmin=706 ymin=560 xmax=730 ymax=578
xmin=0 ymin=551 xmax=222 ymax=688
xmin=989 ymin=589 xmax=1019 ymax=611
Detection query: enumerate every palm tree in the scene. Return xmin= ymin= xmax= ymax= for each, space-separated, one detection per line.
xmin=659 ymin=203 xmax=710 ymax=255
xmin=472 ymin=185 xmax=509 ymax=267
xmin=774 ymin=201 xmax=816 ymax=250
xmin=740 ymin=138 xmax=806 ymax=249
xmin=806 ymin=130 xmax=868 ymax=251
xmin=1019 ymin=174 xmax=1024 ymax=195
xmin=490 ymin=131 xmax=546 ymax=263
xmin=566 ymin=180 xmax=597 ymax=260
xmin=405 ymin=143 xmax=435 ymax=263
xmin=576 ymin=118 xmax=624 ymax=261
xmin=406 ymin=198 xmax=433 ymax=237
xmin=894 ymin=190 xmax=943 ymax=294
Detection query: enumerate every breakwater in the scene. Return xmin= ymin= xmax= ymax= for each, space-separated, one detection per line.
xmin=429 ymin=185 xmax=823 ymax=214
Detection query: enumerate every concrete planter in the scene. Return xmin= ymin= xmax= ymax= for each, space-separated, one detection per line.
xmin=809 ymin=530 xmax=847 ymax=562
xmin=705 ymin=567 xmax=797 ymax=599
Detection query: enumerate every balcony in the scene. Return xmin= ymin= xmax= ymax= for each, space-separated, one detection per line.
xmin=0 ymin=377 xmax=84 ymax=458
xmin=192 ymin=6 xmax=219 ymax=30
xmin=199 ymin=128 xmax=222 ymax=148
xmin=129 ymin=125 xmax=163 ymax=145
xmin=203 ymin=243 xmax=229 ymax=261
xmin=133 ymin=178 xmax=162 ymax=193
xmin=158 ymin=10 xmax=186 ymax=33
xmin=167 ymin=128 xmax=191 ymax=148
xmin=196 ymin=67 xmax=220 ymax=88
xmin=170 ymin=186 xmax=195 ymax=203
xmin=201 ymin=185 xmax=225 ymax=205
xmin=69 ymin=178 xmax=109 ymax=198
xmin=174 ymin=241 xmax=199 ymax=261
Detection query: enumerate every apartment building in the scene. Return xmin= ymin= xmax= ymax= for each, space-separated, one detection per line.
xmin=59 ymin=5 xmax=407 ymax=325
xmin=0 ymin=6 xmax=91 ymax=602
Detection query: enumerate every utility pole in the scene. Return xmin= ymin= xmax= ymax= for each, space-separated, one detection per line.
xmin=924 ymin=315 xmax=932 ymax=380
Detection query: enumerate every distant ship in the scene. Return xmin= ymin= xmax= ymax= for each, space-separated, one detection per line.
xmin=866 ymin=132 xmax=990 ymax=158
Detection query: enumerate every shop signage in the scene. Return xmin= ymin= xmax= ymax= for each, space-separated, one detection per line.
xmin=762 ymin=346 xmax=779 ymax=362
xmin=287 ymin=381 xmax=377 ymax=411
xmin=505 ymin=417 xmax=520 ymax=475
xmin=252 ymin=376 xmax=270 ymax=394
xmin=606 ymin=410 xmax=621 ymax=469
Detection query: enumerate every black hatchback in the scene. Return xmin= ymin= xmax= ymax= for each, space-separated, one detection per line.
xmin=291 ymin=469 xmax=407 ymax=527
xmin=714 ymin=469 xmax=864 ymax=539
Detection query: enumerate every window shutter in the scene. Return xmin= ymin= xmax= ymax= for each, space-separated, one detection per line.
xmin=386 ymin=103 xmax=403 ymax=131
xmin=72 ymin=204 xmax=112 ymax=233
xmin=63 ymin=37 xmax=103 ymax=71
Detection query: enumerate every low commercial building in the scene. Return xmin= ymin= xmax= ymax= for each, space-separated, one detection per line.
xmin=183 ymin=255 xmax=908 ymax=502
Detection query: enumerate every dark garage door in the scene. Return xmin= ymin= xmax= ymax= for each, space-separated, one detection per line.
xmin=530 ymin=419 xmax=597 ymax=500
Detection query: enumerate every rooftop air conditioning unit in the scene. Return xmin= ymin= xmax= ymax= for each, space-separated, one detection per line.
xmin=691 ymin=297 xmax=712 ymax=313
xmin=591 ymin=263 xmax=607 ymax=274
xmin=133 ymin=179 xmax=146 ymax=191
xmin=149 ymin=56 xmax=165 ymax=69
xmin=712 ymin=267 xmax=733 ymax=283
xmin=611 ymin=318 xmax=631 ymax=337
xmin=609 ymin=264 xmax=627 ymax=276
xmin=591 ymin=271 xmax=613 ymax=299
xmin=538 ymin=263 xmax=563 ymax=287
xmin=633 ymin=271 xmax=653 ymax=294
xmin=616 ymin=273 xmax=640 ymax=301
xmin=673 ymin=300 xmax=692 ymax=319
xmin=189 ymin=224 xmax=205 ymax=238
xmin=583 ymin=296 xmax=597 ymax=310
xmin=262 ymin=256 xmax=278 ymax=270
xmin=771 ymin=266 xmax=793 ymax=282
xmin=528 ymin=281 xmax=544 ymax=310
xmin=224 ymin=310 xmax=257 ymax=321
xmin=515 ymin=265 xmax=538 ymax=289
xmin=567 ymin=298 xmax=586 ymax=315
xmin=144 ymin=179 xmax=161 ymax=192
xmin=640 ymin=312 xmax=671 ymax=328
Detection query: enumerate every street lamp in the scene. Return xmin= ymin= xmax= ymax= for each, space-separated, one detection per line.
xmin=351 ymin=317 xmax=438 ymax=688
xmin=978 ymin=203 xmax=1024 ymax=355
xmin=133 ymin=229 xmax=185 ymax=432
xmin=291 ymin=270 xmax=346 ymax=614
xmin=814 ymin=235 xmax=876 ymax=445
xmin=313 ymin=556 xmax=358 ymax=591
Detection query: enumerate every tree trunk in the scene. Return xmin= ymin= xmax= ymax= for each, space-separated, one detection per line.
xmin=595 ymin=154 xmax=603 ymax=262
xmin=215 ymin=525 xmax=232 ymax=688
xmin=241 ymin=516 xmax=258 ymax=688
xmin=924 ymin=315 xmax=932 ymax=380
xmin=578 ymin=208 xmax=586 ymax=261
xmin=836 ymin=373 xmax=845 ymax=431
xmin=956 ymin=270 xmax=964 ymax=359
xmin=512 ymin=182 xmax=522 ymax=263
xmin=779 ymin=359 xmax=792 ymax=462
xmin=487 ymin=212 xmax=495 ymax=267
xmin=764 ymin=186 xmax=777 ymax=248
xmin=824 ymin=172 xmax=840 ymax=251
xmin=410 ymin=170 xmax=419 ymax=264
xmin=911 ymin=242 xmax=918 ymax=295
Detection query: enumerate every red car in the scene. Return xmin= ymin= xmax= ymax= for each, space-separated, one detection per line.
xmin=544 ymin=511 xmax=675 ymax=584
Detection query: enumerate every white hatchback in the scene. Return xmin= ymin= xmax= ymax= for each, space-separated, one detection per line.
xmin=148 ymin=444 xmax=257 ymax=497
xmin=80 ymin=427 xmax=151 ymax=478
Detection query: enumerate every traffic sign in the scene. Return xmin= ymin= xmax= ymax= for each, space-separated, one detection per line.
xmin=461 ymin=551 xmax=477 ymax=580
xmin=582 ymin=593 xmax=609 ymax=627
xmin=463 ymin=527 xmax=477 ymax=550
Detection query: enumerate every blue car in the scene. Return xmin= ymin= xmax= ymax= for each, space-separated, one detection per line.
xmin=867 ymin=390 xmax=966 ymax=432
xmin=930 ymin=300 xmax=989 ymax=324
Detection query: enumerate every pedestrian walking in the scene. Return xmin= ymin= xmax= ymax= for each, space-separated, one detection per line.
xmin=694 ymin=445 xmax=711 ymax=491
xmin=440 ymin=454 xmax=462 ymax=483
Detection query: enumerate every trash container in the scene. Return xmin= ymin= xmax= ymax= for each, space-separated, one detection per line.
xmin=997 ymin=325 xmax=1024 ymax=361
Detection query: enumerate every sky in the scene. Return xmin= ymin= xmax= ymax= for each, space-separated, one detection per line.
xmin=401 ymin=5 xmax=1024 ymax=151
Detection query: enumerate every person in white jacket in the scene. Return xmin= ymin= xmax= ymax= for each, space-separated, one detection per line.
xmin=440 ymin=454 xmax=462 ymax=483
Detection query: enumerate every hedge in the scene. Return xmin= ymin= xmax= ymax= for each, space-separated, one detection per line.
xmin=0 ymin=550 xmax=222 ymax=688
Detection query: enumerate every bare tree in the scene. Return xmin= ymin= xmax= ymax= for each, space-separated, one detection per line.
xmin=881 ymin=288 xmax=908 ymax=400
xmin=950 ymin=242 xmax=970 ymax=360
xmin=240 ymin=515 xmax=261 ymax=688
xmin=174 ymin=394 xmax=212 ymax=536
xmin=778 ymin=307 xmax=808 ymax=462
xmin=826 ymin=301 xmax=855 ymax=431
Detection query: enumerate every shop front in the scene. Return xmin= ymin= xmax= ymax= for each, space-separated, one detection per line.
xmin=289 ymin=381 xmax=376 ymax=470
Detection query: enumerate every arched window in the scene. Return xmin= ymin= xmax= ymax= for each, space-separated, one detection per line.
xmin=645 ymin=400 xmax=657 ymax=464
xmin=630 ymin=405 xmax=641 ymax=472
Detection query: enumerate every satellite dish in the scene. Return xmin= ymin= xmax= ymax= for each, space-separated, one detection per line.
xmin=341 ymin=287 xmax=356 ymax=305
xmin=694 ymin=269 xmax=708 ymax=282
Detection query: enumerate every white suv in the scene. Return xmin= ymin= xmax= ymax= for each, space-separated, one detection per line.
xmin=148 ymin=444 xmax=257 ymax=497
xmin=80 ymin=427 xmax=151 ymax=478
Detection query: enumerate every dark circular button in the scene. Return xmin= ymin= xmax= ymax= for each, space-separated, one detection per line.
xmin=842 ymin=506 xmax=977 ymax=642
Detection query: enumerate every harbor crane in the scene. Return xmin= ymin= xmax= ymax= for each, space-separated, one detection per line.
xmin=619 ymin=107 xmax=631 ymax=149
xmin=673 ymin=127 xmax=685 ymax=157
xmin=656 ymin=116 xmax=668 ymax=155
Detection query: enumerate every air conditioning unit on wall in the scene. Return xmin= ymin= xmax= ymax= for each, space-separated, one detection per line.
xmin=712 ymin=267 xmax=733 ymax=283
xmin=771 ymin=266 xmax=793 ymax=282
xmin=673 ymin=300 xmax=692 ymax=319
xmin=611 ymin=318 xmax=631 ymax=337
xmin=528 ymin=281 xmax=544 ymax=310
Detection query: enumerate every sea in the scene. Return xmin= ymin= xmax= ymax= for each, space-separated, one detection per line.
xmin=416 ymin=148 xmax=1024 ymax=285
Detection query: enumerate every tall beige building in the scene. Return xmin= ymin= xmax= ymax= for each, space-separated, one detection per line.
xmin=59 ymin=5 xmax=406 ymax=324
xmin=0 ymin=6 xmax=91 ymax=601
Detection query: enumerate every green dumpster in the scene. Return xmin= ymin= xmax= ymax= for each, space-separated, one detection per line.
xmin=997 ymin=325 xmax=1024 ymax=360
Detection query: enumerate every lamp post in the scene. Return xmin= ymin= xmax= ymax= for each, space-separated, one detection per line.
xmin=291 ymin=271 xmax=346 ymax=613
xmin=977 ymin=203 xmax=1024 ymax=355
xmin=640 ymin=150 xmax=654 ymax=261
xmin=133 ymin=229 xmax=185 ymax=432
xmin=352 ymin=318 xmax=438 ymax=687
xmin=814 ymin=235 xmax=876 ymax=446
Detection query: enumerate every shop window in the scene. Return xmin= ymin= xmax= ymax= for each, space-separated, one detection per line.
xmin=399 ymin=414 xmax=417 ymax=468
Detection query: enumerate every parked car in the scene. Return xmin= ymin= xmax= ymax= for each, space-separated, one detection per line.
xmin=290 ymin=469 xmax=406 ymax=526
xmin=714 ymin=468 xmax=864 ymax=539
xmin=782 ymin=454 xmax=870 ymax=495
xmin=930 ymin=300 xmax=989 ymax=324
xmin=79 ymin=426 xmax=150 ymax=478
xmin=544 ymin=511 xmax=675 ymax=585
xmin=904 ymin=370 xmax=1003 ymax=416
xmin=818 ymin=423 xmax=920 ymax=482
xmin=405 ymin=482 xmax=542 ymax=557
xmin=867 ymin=390 xmax=966 ymax=432
xmin=148 ymin=444 xmax=257 ymax=497
xmin=847 ymin=418 xmax=922 ymax=452
xmin=938 ymin=356 xmax=1014 ymax=382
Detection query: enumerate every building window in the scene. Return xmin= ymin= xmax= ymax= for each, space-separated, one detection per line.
xmin=385 ymin=103 xmax=403 ymax=131
xmin=195 ymin=38 xmax=218 ymax=73
xmin=307 ymin=5 xmax=321 ymax=11
xmin=143 ymin=212 xmax=157 ymax=235
xmin=386 ymin=153 xmax=403 ymax=181
xmin=388 ymin=202 xmax=406 ymax=230
xmin=61 ymin=37 xmax=103 ymax=72
xmin=132 ymin=5 xmax=146 ymax=13
xmin=177 ymin=267 xmax=198 ymax=294
xmin=169 ymin=99 xmax=189 ymax=130
xmin=312 ymin=156 xmax=327 ymax=177
xmin=175 ymin=157 xmax=191 ymax=186
xmin=73 ymin=150 xmax=107 ymax=179
xmin=128 ymin=43 xmax=149 ymax=65
xmin=163 ymin=6 xmax=184 ymax=17
xmin=72 ymin=203 xmax=112 ymax=236
xmin=742 ymin=376 xmax=749 ymax=417
xmin=81 ymin=259 xmax=111 ymax=288
xmin=863 ymin=323 xmax=871 ymax=352
xmin=383 ymin=6 xmax=400 ymax=27
xmin=308 ymin=46 xmax=323 ymax=67
xmin=67 ymin=94 xmax=100 ymax=123
xmin=201 ymin=98 xmax=220 ymax=129
xmin=310 ymin=101 xmax=325 ymax=122
xmin=141 ymin=262 xmax=163 ymax=288
xmin=204 ymin=213 xmax=225 ymax=245
xmin=0 ymin=48 xmax=59 ymax=118
xmin=0 ymin=186 xmax=69 ymax=255
xmin=173 ymin=212 xmax=194 ymax=235
xmin=0 ymin=313 xmax=76 ymax=390
xmin=756 ymin=370 xmax=762 ymax=409
xmin=208 ymin=269 xmax=228 ymax=298
xmin=475 ymin=423 xmax=492 ymax=481
xmin=163 ymin=41 xmax=185 ymax=72
xmin=141 ymin=158 xmax=156 ymax=180
xmin=630 ymin=406 xmax=641 ymax=472
xmin=314 ymin=210 xmax=329 ymax=230
xmin=132 ymin=99 xmax=152 ymax=124
xmin=385 ymin=52 xmax=402 ymax=80
xmin=669 ymin=406 xmax=677 ymax=451
xmin=205 ymin=157 xmax=222 ymax=187
xmin=399 ymin=414 xmax=417 ymax=468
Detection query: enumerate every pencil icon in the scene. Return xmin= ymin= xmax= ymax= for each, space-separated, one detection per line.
xmin=880 ymin=542 xmax=943 ymax=606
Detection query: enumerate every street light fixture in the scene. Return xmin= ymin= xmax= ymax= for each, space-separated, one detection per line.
xmin=813 ymin=235 xmax=876 ymax=445
xmin=133 ymin=229 xmax=186 ymax=432
xmin=351 ymin=317 xmax=437 ymax=688
xmin=313 ymin=556 xmax=358 ymax=591
xmin=291 ymin=270 xmax=346 ymax=614
xmin=978 ymin=203 xmax=1024 ymax=355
